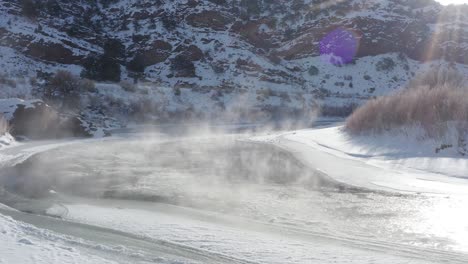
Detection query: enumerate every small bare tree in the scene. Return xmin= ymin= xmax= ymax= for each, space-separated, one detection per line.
xmin=44 ymin=71 xmax=95 ymax=111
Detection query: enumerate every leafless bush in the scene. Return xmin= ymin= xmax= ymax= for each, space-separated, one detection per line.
xmin=47 ymin=71 xmax=96 ymax=95
xmin=346 ymin=68 xmax=468 ymax=141
xmin=44 ymin=70 xmax=82 ymax=110
xmin=375 ymin=57 xmax=396 ymax=72
xmin=44 ymin=71 xmax=97 ymax=110
xmin=347 ymin=86 xmax=468 ymax=135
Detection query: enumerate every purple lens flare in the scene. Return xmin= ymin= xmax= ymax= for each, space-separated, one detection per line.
xmin=320 ymin=27 xmax=360 ymax=65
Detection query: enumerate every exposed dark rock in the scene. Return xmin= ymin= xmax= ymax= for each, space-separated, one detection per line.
xmin=25 ymin=40 xmax=83 ymax=64
xmin=8 ymin=101 xmax=92 ymax=139
xmin=175 ymin=45 xmax=204 ymax=61
xmin=230 ymin=19 xmax=277 ymax=49
xmin=186 ymin=11 xmax=232 ymax=31
xmin=128 ymin=40 xmax=173 ymax=71
xmin=171 ymin=55 xmax=196 ymax=78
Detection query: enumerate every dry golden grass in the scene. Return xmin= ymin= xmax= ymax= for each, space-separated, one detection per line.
xmin=346 ymin=68 xmax=468 ymax=139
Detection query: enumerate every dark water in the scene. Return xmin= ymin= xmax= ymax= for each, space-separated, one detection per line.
xmin=0 ymin=138 xmax=339 ymax=201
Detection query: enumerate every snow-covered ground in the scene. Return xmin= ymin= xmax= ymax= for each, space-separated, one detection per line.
xmin=60 ymin=201 xmax=462 ymax=264
xmin=1 ymin=125 xmax=468 ymax=263
xmin=0 ymin=210 xmax=122 ymax=264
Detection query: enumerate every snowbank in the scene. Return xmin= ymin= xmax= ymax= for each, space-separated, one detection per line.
xmin=251 ymin=125 xmax=468 ymax=194
xmin=291 ymin=126 xmax=468 ymax=178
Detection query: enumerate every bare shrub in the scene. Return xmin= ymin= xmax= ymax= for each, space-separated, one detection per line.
xmin=347 ymin=86 xmax=468 ymax=135
xmin=45 ymin=71 xmax=80 ymax=96
xmin=308 ymin=66 xmax=319 ymax=76
xmin=375 ymin=57 xmax=396 ymax=72
xmin=44 ymin=71 xmax=98 ymax=110
xmin=44 ymin=71 xmax=80 ymax=110
xmin=346 ymin=67 xmax=468 ymax=148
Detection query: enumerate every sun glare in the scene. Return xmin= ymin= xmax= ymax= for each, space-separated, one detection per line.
xmin=437 ymin=0 xmax=468 ymax=5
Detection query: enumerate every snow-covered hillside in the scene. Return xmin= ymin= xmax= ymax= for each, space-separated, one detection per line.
xmin=1 ymin=0 xmax=468 ymax=124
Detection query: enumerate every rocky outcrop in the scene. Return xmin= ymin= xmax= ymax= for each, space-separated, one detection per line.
xmin=0 ymin=99 xmax=93 ymax=139
xmin=230 ymin=19 xmax=277 ymax=49
xmin=25 ymin=41 xmax=83 ymax=65
xmin=175 ymin=45 xmax=204 ymax=61
xmin=186 ymin=11 xmax=233 ymax=31
xmin=128 ymin=40 xmax=173 ymax=70
xmin=3 ymin=0 xmax=466 ymax=73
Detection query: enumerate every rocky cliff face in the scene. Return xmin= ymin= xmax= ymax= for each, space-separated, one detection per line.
xmin=1 ymin=0 xmax=468 ymax=123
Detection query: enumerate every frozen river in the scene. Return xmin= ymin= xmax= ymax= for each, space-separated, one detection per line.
xmin=1 ymin=128 xmax=468 ymax=263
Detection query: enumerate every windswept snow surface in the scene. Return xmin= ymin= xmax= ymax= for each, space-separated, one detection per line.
xmin=62 ymin=202 xmax=460 ymax=264
xmin=0 ymin=212 xmax=119 ymax=264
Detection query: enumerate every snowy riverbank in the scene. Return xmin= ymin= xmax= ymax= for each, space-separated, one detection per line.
xmin=251 ymin=125 xmax=468 ymax=194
